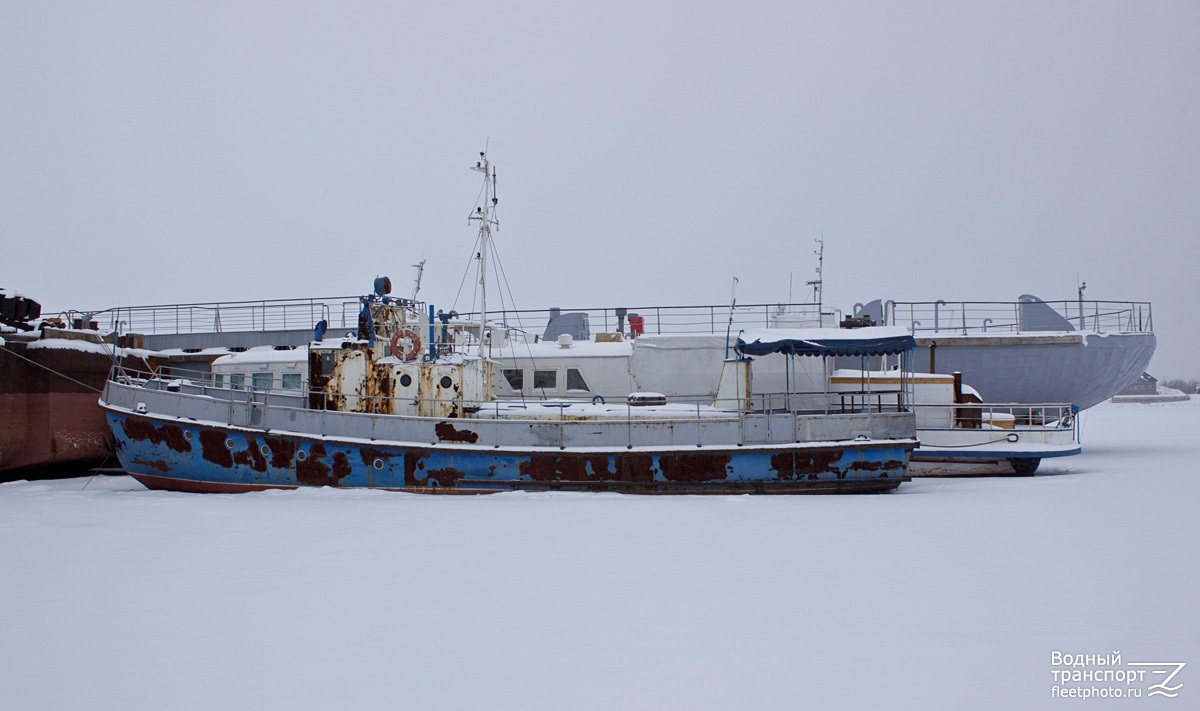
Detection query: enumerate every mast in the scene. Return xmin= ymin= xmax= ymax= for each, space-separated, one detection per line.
xmin=805 ymin=236 xmax=824 ymax=320
xmin=410 ymin=258 xmax=426 ymax=301
xmin=469 ymin=150 xmax=499 ymax=359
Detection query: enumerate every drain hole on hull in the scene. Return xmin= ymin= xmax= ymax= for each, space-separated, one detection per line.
xmin=260 ymin=444 xmax=270 ymax=456
xmin=372 ymin=458 xmax=384 ymax=470
xmin=296 ymin=450 xmax=308 ymax=461
xmin=225 ymin=438 xmax=235 ymax=450
xmin=183 ymin=430 xmax=193 ymax=441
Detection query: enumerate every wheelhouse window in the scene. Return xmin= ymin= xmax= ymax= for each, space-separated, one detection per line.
xmin=230 ymin=374 xmax=245 ymax=390
xmin=502 ymin=369 xmax=524 ymax=391
xmin=252 ymin=373 xmax=272 ymax=391
xmin=566 ymin=368 xmax=589 ymax=392
xmin=281 ymin=373 xmax=302 ymax=391
xmin=533 ymin=370 xmax=556 ymax=390
xmin=213 ymin=373 xmax=224 ymax=389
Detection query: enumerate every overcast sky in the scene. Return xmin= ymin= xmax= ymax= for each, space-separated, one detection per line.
xmin=2 ymin=2 xmax=1197 ymax=376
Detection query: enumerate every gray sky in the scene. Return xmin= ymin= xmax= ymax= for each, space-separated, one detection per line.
xmin=2 ymin=2 xmax=1197 ymax=377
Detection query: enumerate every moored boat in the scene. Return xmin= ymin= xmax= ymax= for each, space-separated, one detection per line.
xmin=828 ymin=370 xmax=1080 ymax=476
xmin=851 ymin=296 xmax=1156 ymax=411
xmin=99 ymin=153 xmax=918 ymax=494
xmin=1 ymin=291 xmax=153 ymax=478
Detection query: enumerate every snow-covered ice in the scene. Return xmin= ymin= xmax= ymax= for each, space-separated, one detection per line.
xmin=2 ymin=399 xmax=1197 ymax=709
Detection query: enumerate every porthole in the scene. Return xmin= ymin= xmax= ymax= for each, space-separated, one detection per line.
xmin=439 ymin=376 xmax=453 ymax=389
xmin=399 ymin=374 xmax=412 ymax=387
xmin=373 ymin=458 xmax=384 ymax=470
xmin=225 ymin=438 xmax=235 ymax=450
xmin=260 ymin=444 xmax=270 ymax=456
xmin=183 ymin=430 xmax=193 ymax=441
xmin=296 ymin=450 xmax=308 ymax=462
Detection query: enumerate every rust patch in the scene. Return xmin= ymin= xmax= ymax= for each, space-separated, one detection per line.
xmin=518 ymin=453 xmax=654 ymax=483
xmin=424 ymin=467 xmax=466 ymax=487
xmin=296 ymin=443 xmax=332 ymax=486
xmin=264 ymin=436 xmax=295 ymax=469
xmin=615 ymin=454 xmax=655 ymax=482
xmin=435 ymin=421 xmax=479 ymax=444
xmin=848 ymin=459 xmax=904 ymax=477
xmin=120 ymin=418 xmax=192 ymax=453
xmin=657 ymin=453 xmax=731 ymax=483
xmin=331 ymin=451 xmax=352 ymax=484
xmin=131 ymin=458 xmax=170 ymax=473
xmin=359 ymin=446 xmax=396 ymax=466
xmin=848 ymin=460 xmax=884 ymax=472
xmin=403 ymin=451 xmax=428 ymax=487
xmin=232 ymin=435 xmax=268 ymax=472
xmin=771 ymin=450 xmax=841 ymax=481
xmin=520 ymin=455 xmax=587 ymax=481
xmin=363 ymin=363 xmax=395 ymax=414
xmin=199 ymin=429 xmax=233 ymax=468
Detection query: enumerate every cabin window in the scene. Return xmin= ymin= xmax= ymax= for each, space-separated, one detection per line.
xmin=533 ymin=369 xmax=556 ymax=390
xmin=566 ymin=368 xmax=589 ymax=392
xmin=281 ymin=373 xmax=302 ymax=390
xmin=213 ymin=373 xmax=224 ymax=389
xmin=502 ymin=369 xmax=524 ymax=391
xmin=230 ymin=374 xmax=245 ymax=390
xmin=252 ymin=373 xmax=272 ymax=391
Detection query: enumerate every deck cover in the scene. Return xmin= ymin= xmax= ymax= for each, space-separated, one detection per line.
xmin=736 ymin=327 xmax=915 ymax=357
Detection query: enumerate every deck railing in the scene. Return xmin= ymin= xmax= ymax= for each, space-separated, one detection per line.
xmin=72 ymin=296 xmax=366 ymax=336
xmin=455 ymin=302 xmax=841 ymax=341
xmin=882 ymin=300 xmax=1153 ymax=336
xmin=70 ymin=298 xmax=840 ymax=340
xmin=109 ymin=362 xmax=911 ymax=423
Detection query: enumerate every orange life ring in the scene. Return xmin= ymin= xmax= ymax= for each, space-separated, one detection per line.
xmin=390 ymin=328 xmax=421 ymax=362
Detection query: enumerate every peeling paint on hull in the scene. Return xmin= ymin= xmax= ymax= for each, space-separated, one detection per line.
xmin=106 ymin=410 xmax=912 ymax=495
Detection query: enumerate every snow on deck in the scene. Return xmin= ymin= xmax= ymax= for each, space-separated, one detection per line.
xmin=1 ymin=398 xmax=1197 ymax=709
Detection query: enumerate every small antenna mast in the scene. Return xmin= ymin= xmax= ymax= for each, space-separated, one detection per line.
xmin=805 ymin=236 xmax=824 ymax=317
xmin=1077 ymin=276 xmax=1086 ymax=330
xmin=411 ymin=258 xmax=426 ymax=300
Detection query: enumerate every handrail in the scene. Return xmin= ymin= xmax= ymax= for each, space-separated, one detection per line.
xmin=73 ymin=295 xmax=370 ymax=337
xmin=108 ymin=363 xmax=912 ymax=420
xmin=886 ymin=299 xmax=1152 ymax=335
xmin=459 ymin=302 xmax=840 ymax=339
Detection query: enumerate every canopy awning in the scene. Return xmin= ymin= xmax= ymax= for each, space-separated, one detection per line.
xmin=735 ymin=327 xmax=915 ymax=357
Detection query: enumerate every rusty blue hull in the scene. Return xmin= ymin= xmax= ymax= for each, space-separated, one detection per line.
xmin=105 ymin=410 xmax=912 ymax=494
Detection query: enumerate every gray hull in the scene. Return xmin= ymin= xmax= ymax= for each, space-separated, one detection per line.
xmin=914 ymin=332 xmax=1156 ymax=410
